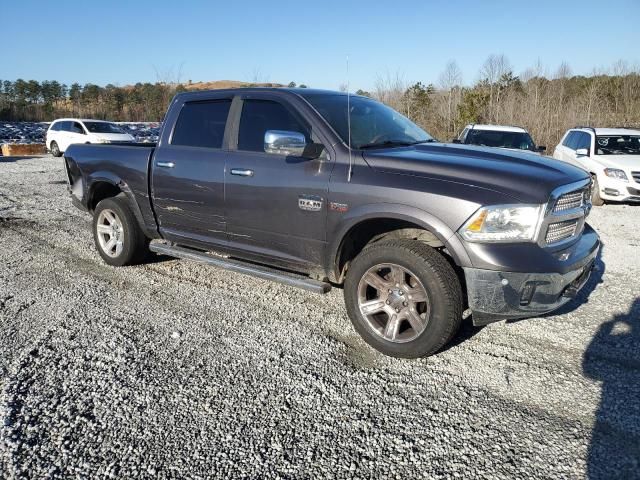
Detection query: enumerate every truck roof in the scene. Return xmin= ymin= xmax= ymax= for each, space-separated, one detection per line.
xmin=174 ymin=87 xmax=352 ymax=101
xmin=466 ymin=124 xmax=528 ymax=133
xmin=51 ymin=118 xmax=113 ymax=123
xmin=573 ymin=127 xmax=640 ymax=136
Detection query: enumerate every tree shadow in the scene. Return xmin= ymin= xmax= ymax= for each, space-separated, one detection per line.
xmin=583 ymin=297 xmax=640 ymax=479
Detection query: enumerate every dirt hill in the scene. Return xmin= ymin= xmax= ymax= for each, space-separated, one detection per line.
xmin=181 ymin=80 xmax=284 ymax=90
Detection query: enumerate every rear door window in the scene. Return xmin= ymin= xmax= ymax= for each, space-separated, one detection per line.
xmin=171 ymin=100 xmax=232 ymax=149
xmin=237 ymin=99 xmax=310 ymax=152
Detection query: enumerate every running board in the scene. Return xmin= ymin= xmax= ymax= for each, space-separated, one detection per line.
xmin=149 ymin=242 xmax=332 ymax=294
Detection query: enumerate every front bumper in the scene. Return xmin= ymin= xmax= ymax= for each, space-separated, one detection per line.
xmin=598 ymin=175 xmax=640 ymax=202
xmin=464 ymin=235 xmax=600 ymax=326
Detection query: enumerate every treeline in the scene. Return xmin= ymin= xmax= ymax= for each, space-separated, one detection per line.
xmin=371 ymin=56 xmax=640 ymax=149
xmin=0 ymin=79 xmax=310 ymax=123
xmin=1 ymin=56 xmax=639 ymax=148
xmin=0 ymin=80 xmax=187 ymax=122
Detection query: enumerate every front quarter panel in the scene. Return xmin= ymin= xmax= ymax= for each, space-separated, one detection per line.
xmin=326 ymin=160 xmax=521 ymax=275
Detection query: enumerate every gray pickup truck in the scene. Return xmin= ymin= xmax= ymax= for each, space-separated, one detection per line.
xmin=64 ymin=88 xmax=600 ymax=358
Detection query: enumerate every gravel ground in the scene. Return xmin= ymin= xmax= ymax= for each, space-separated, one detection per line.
xmin=0 ymin=155 xmax=639 ymax=479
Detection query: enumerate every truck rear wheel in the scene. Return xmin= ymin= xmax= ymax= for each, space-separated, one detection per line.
xmin=344 ymin=239 xmax=463 ymax=358
xmin=93 ymin=194 xmax=149 ymax=266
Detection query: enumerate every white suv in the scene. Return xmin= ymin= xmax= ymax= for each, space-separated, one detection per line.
xmin=455 ymin=124 xmax=546 ymax=154
xmin=46 ymin=119 xmax=135 ymax=157
xmin=553 ymin=127 xmax=640 ymax=205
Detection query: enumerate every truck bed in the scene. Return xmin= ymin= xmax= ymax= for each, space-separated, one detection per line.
xmin=64 ymin=142 xmax=158 ymax=235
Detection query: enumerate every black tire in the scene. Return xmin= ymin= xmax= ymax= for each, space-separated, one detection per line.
xmin=93 ymin=194 xmax=149 ymax=266
xmin=591 ymin=176 xmax=604 ymax=206
xmin=344 ymin=239 xmax=463 ymax=358
xmin=50 ymin=141 xmax=62 ymax=157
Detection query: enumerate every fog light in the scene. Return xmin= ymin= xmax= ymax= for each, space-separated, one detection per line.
xmin=604 ymin=188 xmax=620 ymax=196
xmin=520 ymin=281 xmax=537 ymax=306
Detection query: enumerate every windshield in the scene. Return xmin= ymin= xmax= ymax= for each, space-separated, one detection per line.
xmin=83 ymin=121 xmax=125 ymax=134
xmin=466 ymin=129 xmax=536 ymax=151
xmin=595 ymin=135 xmax=640 ymax=155
xmin=301 ymin=94 xmax=434 ymax=149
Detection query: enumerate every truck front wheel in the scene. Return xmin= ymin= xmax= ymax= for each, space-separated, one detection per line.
xmin=344 ymin=239 xmax=463 ymax=358
xmin=93 ymin=195 xmax=149 ymax=266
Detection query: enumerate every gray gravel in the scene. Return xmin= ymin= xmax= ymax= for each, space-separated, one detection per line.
xmin=1 ymin=155 xmax=639 ymax=479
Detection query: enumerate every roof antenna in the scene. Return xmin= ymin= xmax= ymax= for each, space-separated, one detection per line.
xmin=346 ymin=55 xmax=353 ymax=182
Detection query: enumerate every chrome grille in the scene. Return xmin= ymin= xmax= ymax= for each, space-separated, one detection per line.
xmin=545 ymin=220 xmax=579 ymax=245
xmin=632 ymin=171 xmax=640 ymax=183
xmin=553 ymin=188 xmax=587 ymax=213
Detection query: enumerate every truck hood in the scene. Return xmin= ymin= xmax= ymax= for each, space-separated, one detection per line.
xmin=89 ymin=132 xmax=135 ymax=142
xmin=363 ymin=143 xmax=589 ymax=204
xmin=592 ymin=154 xmax=640 ymax=171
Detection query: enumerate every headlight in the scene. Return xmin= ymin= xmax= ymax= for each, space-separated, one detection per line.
xmin=604 ymin=168 xmax=628 ymax=182
xmin=460 ymin=204 xmax=543 ymax=242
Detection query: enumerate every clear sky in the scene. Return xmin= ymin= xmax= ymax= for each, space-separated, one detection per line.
xmin=3 ymin=0 xmax=638 ymax=90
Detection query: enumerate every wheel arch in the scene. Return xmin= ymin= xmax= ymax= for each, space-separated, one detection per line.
xmin=328 ymin=204 xmax=471 ymax=283
xmin=87 ymin=175 xmax=149 ymax=237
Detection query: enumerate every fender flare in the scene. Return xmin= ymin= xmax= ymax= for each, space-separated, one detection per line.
xmin=87 ymin=172 xmax=153 ymax=237
xmin=327 ymin=203 xmax=472 ymax=280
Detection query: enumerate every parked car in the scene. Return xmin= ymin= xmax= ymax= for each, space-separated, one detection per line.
xmin=455 ymin=124 xmax=546 ymax=153
xmin=63 ymin=88 xmax=599 ymax=358
xmin=553 ymin=127 xmax=640 ymax=205
xmin=46 ymin=119 xmax=135 ymax=157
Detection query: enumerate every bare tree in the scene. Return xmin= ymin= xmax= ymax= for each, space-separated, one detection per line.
xmin=373 ymin=70 xmax=406 ymax=113
xmin=248 ymin=67 xmax=270 ymax=84
xmin=480 ymin=54 xmax=512 ymax=121
xmin=438 ymin=61 xmax=463 ymax=137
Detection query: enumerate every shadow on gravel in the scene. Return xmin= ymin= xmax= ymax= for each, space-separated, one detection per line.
xmin=439 ymin=318 xmax=484 ymax=353
xmin=144 ymin=253 xmax=174 ymax=265
xmin=0 ymin=156 xmax=44 ymax=163
xmin=583 ymin=297 xmax=640 ymax=479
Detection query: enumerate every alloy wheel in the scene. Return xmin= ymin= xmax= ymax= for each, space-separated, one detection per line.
xmin=96 ymin=209 xmax=124 ymax=258
xmin=357 ymin=263 xmax=430 ymax=343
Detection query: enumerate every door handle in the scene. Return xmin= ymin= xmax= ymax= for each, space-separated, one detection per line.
xmin=230 ymin=168 xmax=254 ymax=177
xmin=156 ymin=161 xmax=175 ymax=168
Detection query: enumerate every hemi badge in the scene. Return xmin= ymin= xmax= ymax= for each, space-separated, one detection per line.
xmin=329 ymin=202 xmax=348 ymax=213
xmin=298 ymin=195 xmax=323 ymax=212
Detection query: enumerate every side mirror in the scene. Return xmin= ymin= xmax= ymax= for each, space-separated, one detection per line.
xmin=537 ymin=145 xmax=546 ymax=152
xmin=575 ymin=148 xmax=589 ymax=157
xmin=264 ymin=130 xmax=307 ymax=157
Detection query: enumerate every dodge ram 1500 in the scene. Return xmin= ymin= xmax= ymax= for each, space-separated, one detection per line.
xmin=64 ymin=88 xmax=600 ymax=358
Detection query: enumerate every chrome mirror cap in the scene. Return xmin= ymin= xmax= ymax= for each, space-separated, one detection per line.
xmin=264 ymin=130 xmax=306 ymax=156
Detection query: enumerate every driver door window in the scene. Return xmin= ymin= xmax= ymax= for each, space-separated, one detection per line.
xmin=237 ymin=99 xmax=311 ymax=152
xmin=575 ymin=132 xmax=591 ymax=154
